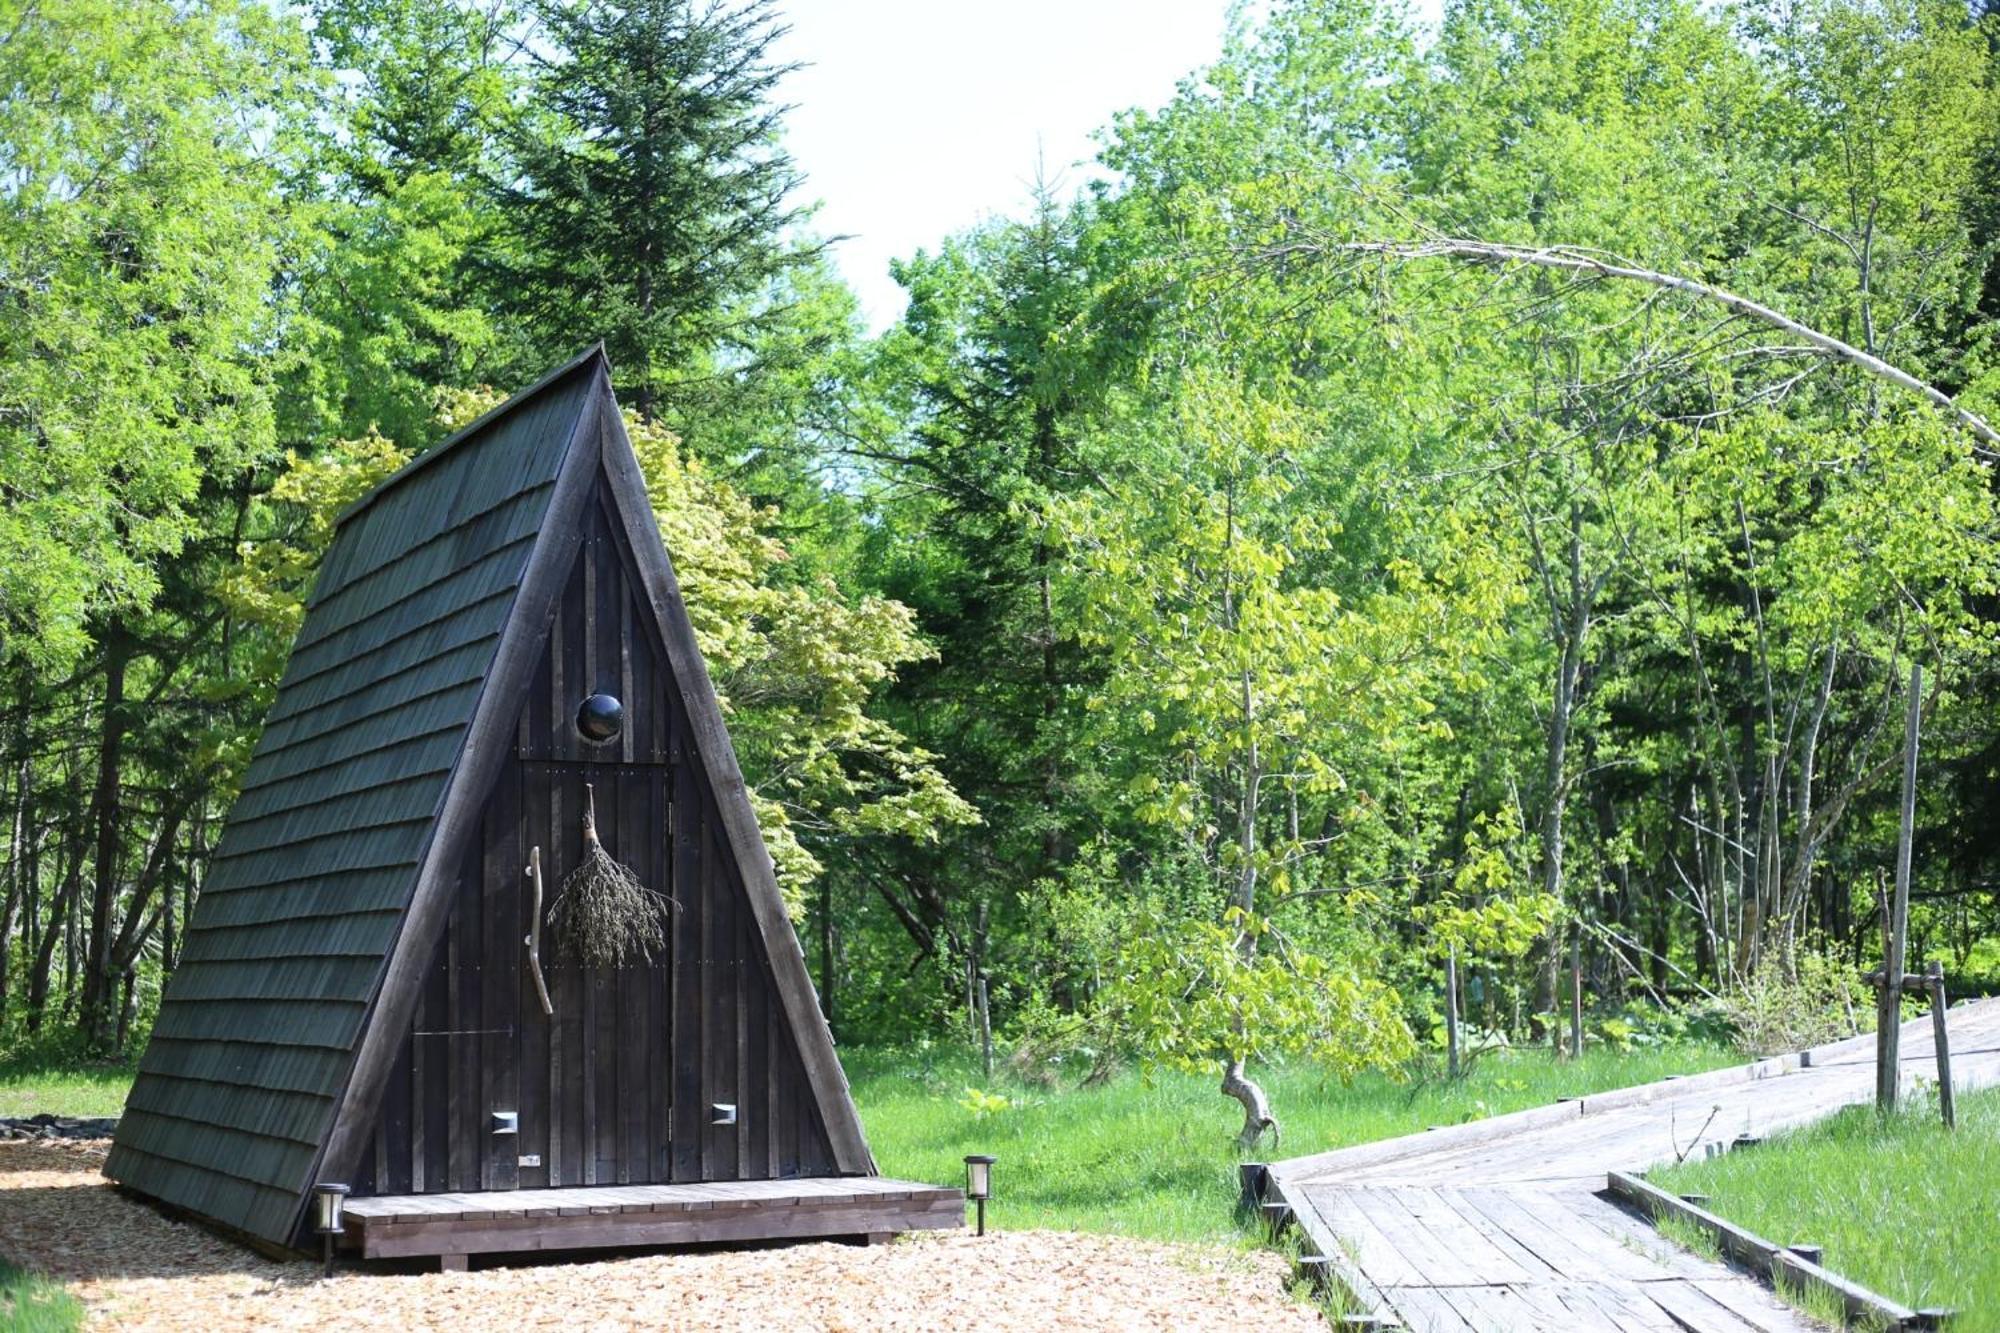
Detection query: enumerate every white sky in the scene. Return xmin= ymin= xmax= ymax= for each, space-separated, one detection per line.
xmin=772 ymin=1 xmax=1236 ymax=331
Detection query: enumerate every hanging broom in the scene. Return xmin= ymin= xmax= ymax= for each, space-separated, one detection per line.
xmin=548 ymin=783 xmax=677 ymax=967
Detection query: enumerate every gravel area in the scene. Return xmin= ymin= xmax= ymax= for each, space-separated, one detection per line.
xmin=0 ymin=1140 xmax=1323 ymax=1330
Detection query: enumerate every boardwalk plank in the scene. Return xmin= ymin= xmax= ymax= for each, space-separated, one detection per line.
xmin=1385 ymin=1287 xmax=1478 ymax=1333
xmin=1436 ymin=1284 xmax=1551 ymax=1329
xmin=1688 ymin=1279 xmax=1814 ymax=1332
xmin=1582 ymin=1279 xmax=1689 ymax=1332
xmin=1643 ymin=1281 xmax=1774 ymax=1333
xmin=1304 ymin=1186 xmax=1429 ymax=1289
xmin=1431 ymin=1188 xmax=1564 ymax=1280
xmin=1347 ymin=1188 xmax=1493 ymax=1288
xmin=1401 ymin=1187 xmax=1544 ymax=1284
xmin=1458 ymin=1188 xmax=1661 ymax=1283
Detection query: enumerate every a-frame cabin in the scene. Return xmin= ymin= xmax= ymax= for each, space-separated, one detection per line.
xmin=105 ymin=349 xmax=960 ymax=1267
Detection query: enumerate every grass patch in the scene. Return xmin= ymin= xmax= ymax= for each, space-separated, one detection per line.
xmin=1653 ymin=1212 xmax=1721 ymax=1263
xmin=0 ymin=1260 xmax=83 ymax=1333
xmin=850 ymin=1040 xmax=1736 ymax=1244
xmin=0 ymin=1045 xmax=134 ymax=1120
xmin=1655 ymin=1086 xmax=2000 ymax=1330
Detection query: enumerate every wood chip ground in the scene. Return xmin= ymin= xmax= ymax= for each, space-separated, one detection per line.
xmin=0 ymin=1141 xmax=1321 ymax=1331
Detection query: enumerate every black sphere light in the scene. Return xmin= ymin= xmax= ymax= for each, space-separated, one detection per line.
xmin=576 ymin=693 xmax=624 ymax=743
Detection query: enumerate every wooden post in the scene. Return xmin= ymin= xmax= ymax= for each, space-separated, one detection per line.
xmin=1569 ymin=930 xmax=1584 ymax=1061
xmin=977 ymin=974 xmax=993 ymax=1082
xmin=1237 ymin=1161 xmax=1269 ymax=1211
xmin=1877 ymin=662 xmax=1921 ymax=1116
xmin=964 ymin=956 xmax=976 ymax=1035
xmin=1927 ymin=959 xmax=1954 ymax=1130
xmin=1445 ymin=945 xmax=1462 ymax=1080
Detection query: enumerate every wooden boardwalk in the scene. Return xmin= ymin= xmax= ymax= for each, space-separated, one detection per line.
xmin=1265 ymin=997 xmax=2000 ymax=1331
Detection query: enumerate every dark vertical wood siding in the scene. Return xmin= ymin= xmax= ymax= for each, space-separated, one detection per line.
xmin=355 ymin=480 xmax=839 ymax=1196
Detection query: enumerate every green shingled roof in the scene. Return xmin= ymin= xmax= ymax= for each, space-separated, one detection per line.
xmin=104 ymin=349 xmax=605 ymax=1245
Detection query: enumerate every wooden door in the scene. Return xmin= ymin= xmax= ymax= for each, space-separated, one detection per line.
xmin=510 ymin=755 xmax=676 ymax=1189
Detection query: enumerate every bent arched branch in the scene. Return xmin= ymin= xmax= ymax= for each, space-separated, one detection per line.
xmin=1301 ymin=237 xmax=2000 ymax=454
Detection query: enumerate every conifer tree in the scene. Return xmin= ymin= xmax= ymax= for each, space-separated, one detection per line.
xmin=508 ymin=0 xmax=811 ymax=422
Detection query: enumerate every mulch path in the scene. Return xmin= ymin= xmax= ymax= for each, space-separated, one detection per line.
xmin=0 ymin=1140 xmax=1323 ymax=1330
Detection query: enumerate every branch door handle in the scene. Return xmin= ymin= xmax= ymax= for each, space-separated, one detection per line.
xmin=525 ymin=845 xmax=555 ymax=1016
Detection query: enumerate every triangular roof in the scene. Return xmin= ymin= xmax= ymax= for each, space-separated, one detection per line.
xmin=106 ymin=350 xmax=872 ymax=1246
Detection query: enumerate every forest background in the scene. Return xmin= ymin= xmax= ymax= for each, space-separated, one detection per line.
xmin=4 ymin=0 xmax=2000 ymax=1146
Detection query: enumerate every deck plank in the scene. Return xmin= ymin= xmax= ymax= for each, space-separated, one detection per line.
xmin=344 ymin=1175 xmax=947 ymax=1221
xmin=1304 ymin=1187 xmax=1428 ymax=1289
xmin=1343 ymin=1188 xmax=1492 ymax=1288
xmin=348 ymin=1191 xmax=963 ymax=1260
xmin=1385 ymin=1287 xmax=1477 ymax=1333
xmin=1642 ymin=1280 xmax=1773 ymax=1333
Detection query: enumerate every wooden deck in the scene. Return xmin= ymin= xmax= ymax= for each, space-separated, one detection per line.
xmin=342 ymin=1176 xmax=963 ymax=1267
xmin=1265 ymin=996 xmax=2000 ymax=1331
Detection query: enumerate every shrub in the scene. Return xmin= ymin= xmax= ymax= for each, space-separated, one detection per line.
xmin=1723 ymin=951 xmax=1871 ymax=1055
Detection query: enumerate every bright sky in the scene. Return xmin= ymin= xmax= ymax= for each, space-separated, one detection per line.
xmin=772 ymin=1 xmax=1236 ymax=331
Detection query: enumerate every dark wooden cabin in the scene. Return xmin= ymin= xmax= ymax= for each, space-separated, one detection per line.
xmin=105 ymin=349 xmax=959 ymax=1268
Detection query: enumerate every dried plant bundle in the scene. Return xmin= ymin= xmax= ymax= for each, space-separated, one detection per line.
xmin=548 ymin=783 xmax=676 ymax=967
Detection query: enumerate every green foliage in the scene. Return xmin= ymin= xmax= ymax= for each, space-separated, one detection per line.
xmin=223 ymin=432 xmax=413 ymax=649
xmin=505 ymin=0 xmax=811 ymax=423
xmin=0 ymin=1031 xmax=139 ymax=1119
xmin=1415 ymin=809 xmax=1562 ymax=963
xmin=284 ymin=173 xmax=502 ymax=447
xmin=620 ymin=408 xmax=978 ymax=909
xmin=0 ymin=1260 xmax=82 ymax=1333
xmin=1722 ymin=951 xmax=1874 ymax=1055
xmin=8 ymin=0 xmax=2000 ymax=1114
xmin=1102 ymin=909 xmax=1414 ymax=1080
xmin=0 ymin=0 xmax=305 ymax=671
xmin=956 ymin=1087 xmax=1012 ymax=1119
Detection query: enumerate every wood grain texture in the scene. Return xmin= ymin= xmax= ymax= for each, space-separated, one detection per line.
xmin=312 ymin=379 xmax=604 ymax=1211
xmin=352 ymin=1194 xmax=962 ymax=1260
xmin=107 ymin=357 xmax=605 ymax=1247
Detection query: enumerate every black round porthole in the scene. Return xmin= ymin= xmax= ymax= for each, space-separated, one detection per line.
xmin=576 ymin=693 xmax=624 ymax=743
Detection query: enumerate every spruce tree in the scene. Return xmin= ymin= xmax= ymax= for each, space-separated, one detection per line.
xmin=508 ymin=0 xmax=810 ymax=422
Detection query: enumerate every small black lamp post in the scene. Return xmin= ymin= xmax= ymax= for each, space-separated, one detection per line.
xmin=963 ymin=1154 xmax=995 ymax=1236
xmin=313 ymin=1183 xmax=350 ymax=1277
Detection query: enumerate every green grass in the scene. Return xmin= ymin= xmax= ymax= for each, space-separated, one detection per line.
xmin=0 ymin=1049 xmax=133 ymax=1120
xmin=1655 ymin=1086 xmax=2000 ymax=1330
xmin=850 ymin=1040 xmax=1737 ymax=1243
xmin=0 ymin=1260 xmax=83 ymax=1333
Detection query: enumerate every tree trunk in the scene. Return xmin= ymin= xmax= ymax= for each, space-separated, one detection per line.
xmin=80 ymin=630 xmax=129 ymax=1048
xmin=25 ymin=832 xmax=83 ymax=1034
xmin=1221 ymin=1058 xmax=1278 ymax=1151
xmin=1535 ymin=524 xmax=1589 ymax=1032
xmin=0 ymin=738 xmax=27 ymax=1034
xmin=1776 ymin=643 xmax=1839 ymax=961
xmin=1035 ymin=402 xmax=1064 ymax=878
